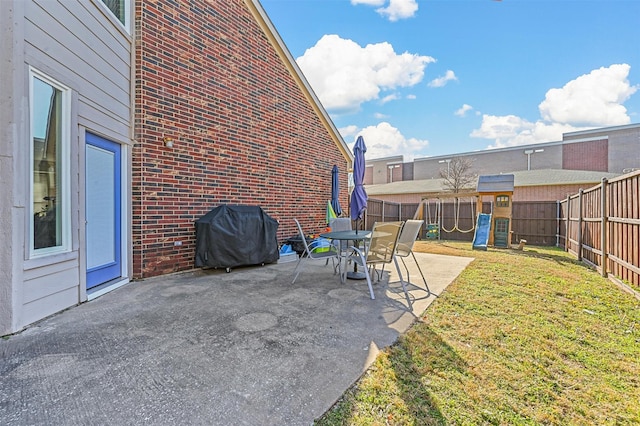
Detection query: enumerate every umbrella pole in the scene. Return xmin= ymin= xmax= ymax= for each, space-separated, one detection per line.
xmin=348 ymin=218 xmax=366 ymax=280
xmin=354 ymin=219 xmax=358 ymax=270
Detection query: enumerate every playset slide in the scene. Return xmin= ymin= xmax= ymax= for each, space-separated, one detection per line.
xmin=472 ymin=213 xmax=492 ymax=251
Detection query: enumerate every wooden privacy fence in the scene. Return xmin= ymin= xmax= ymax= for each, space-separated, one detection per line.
xmin=365 ymin=200 xmax=415 ymax=226
xmin=511 ymin=201 xmax=559 ymax=246
xmin=559 ymin=171 xmax=640 ymax=287
xmin=364 ymin=199 xmax=558 ymax=246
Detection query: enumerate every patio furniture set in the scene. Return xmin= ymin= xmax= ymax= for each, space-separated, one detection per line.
xmin=291 ymin=218 xmax=435 ymax=306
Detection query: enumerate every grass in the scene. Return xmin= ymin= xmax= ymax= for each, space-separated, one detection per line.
xmin=316 ymin=242 xmax=640 ymax=425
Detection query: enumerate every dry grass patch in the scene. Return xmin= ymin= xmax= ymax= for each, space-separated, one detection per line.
xmin=317 ymin=242 xmax=640 ymax=425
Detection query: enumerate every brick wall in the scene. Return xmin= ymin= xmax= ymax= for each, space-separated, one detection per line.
xmin=133 ymin=0 xmax=348 ymax=277
xmin=511 ymin=184 xmax=588 ymax=202
xmin=562 ymin=139 xmax=608 ymax=171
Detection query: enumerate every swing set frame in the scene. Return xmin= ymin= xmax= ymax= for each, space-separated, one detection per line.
xmin=414 ymin=174 xmax=515 ymax=246
xmin=414 ymin=192 xmax=487 ymax=237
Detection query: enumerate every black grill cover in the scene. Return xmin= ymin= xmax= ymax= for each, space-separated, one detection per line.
xmin=194 ymin=205 xmax=279 ymax=269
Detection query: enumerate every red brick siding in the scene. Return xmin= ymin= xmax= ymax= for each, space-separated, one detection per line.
xmin=562 ymin=139 xmax=608 ymax=171
xmin=133 ymin=0 xmax=348 ymax=277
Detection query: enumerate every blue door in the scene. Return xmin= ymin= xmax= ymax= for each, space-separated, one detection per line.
xmin=86 ymin=133 xmax=121 ymax=289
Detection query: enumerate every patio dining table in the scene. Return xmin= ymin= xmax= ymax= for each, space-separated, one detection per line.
xmin=320 ymin=229 xmax=371 ymax=282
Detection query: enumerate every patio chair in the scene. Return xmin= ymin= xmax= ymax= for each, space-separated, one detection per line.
xmin=346 ymin=221 xmax=405 ymax=301
xmin=326 ymin=217 xmax=352 ymax=272
xmin=291 ymin=219 xmax=340 ymax=284
xmin=395 ymin=219 xmax=435 ymax=298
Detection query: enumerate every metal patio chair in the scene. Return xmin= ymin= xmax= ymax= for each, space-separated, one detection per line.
xmin=291 ymin=219 xmax=340 ymax=284
xmin=394 ymin=219 xmax=435 ymax=298
xmin=346 ymin=221 xmax=405 ymax=301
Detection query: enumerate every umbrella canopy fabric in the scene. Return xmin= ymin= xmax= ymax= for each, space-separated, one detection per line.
xmin=350 ymin=136 xmax=368 ymax=222
xmin=330 ymin=165 xmax=342 ymax=217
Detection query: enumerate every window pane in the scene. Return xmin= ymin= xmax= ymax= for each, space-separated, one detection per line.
xmin=32 ymin=77 xmax=62 ymax=249
xmin=496 ymin=195 xmax=509 ymax=207
xmin=101 ymin=0 xmax=125 ymax=25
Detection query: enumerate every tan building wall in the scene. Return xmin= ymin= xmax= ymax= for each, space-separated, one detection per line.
xmin=367 ymin=193 xmax=424 ymax=204
xmin=413 ymin=142 xmax=564 ymax=180
xmin=366 ymin=155 xmax=404 ymax=184
xmin=512 ymin=184 xmax=589 ymax=202
xmin=368 ymin=183 xmax=594 ymax=205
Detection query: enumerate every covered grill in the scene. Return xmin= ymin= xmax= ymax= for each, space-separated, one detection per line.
xmin=195 ymin=205 xmax=279 ymax=271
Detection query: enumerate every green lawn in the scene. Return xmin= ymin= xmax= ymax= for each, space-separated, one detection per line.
xmin=316 ymin=242 xmax=640 ymax=425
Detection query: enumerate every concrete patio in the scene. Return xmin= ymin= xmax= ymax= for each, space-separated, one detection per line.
xmin=1 ymin=252 xmax=473 ymax=425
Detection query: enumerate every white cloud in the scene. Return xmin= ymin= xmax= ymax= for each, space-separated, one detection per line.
xmin=428 ymin=70 xmax=458 ymax=88
xmin=471 ymin=64 xmax=638 ymax=148
xmin=351 ymin=0 xmax=385 ymax=5
xmin=471 ymin=115 xmax=533 ymax=140
xmin=374 ymin=112 xmax=389 ymax=119
xmin=339 ymin=125 xmax=360 ymax=139
xmin=380 ymin=93 xmax=399 ymax=104
xmin=471 ymin=114 xmax=584 ymax=149
xmin=481 ymin=119 xmax=582 ymax=149
xmin=455 ymin=104 xmax=473 ymax=117
xmin=344 ymin=122 xmax=429 ymax=160
xmin=376 ymin=0 xmax=419 ymax=21
xmin=406 ymin=94 xmax=416 ymax=100
xmin=297 ymin=35 xmax=435 ymax=113
xmin=539 ymin=64 xmax=637 ymax=126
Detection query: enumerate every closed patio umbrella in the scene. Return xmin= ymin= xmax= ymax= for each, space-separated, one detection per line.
xmin=350 ymin=136 xmax=368 ymax=230
xmin=330 ymin=164 xmax=342 ymax=217
xmin=326 ymin=200 xmax=337 ymax=226
xmin=348 ymin=136 xmax=368 ymax=279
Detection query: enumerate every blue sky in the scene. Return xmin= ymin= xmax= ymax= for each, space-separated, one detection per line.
xmin=259 ymin=0 xmax=640 ymax=160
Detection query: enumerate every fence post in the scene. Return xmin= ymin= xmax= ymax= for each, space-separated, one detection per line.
xmin=577 ymin=189 xmax=583 ymax=261
xmin=600 ymin=178 xmax=608 ymax=277
xmin=565 ymin=196 xmax=570 ymax=252
xmin=556 ymin=200 xmax=560 ymax=247
xmin=381 ymin=201 xmax=385 ymax=222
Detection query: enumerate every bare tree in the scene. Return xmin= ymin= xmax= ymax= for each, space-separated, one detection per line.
xmin=439 ymin=157 xmax=477 ymax=193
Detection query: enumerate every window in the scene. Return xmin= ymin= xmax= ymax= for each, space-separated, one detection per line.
xmin=496 ymin=195 xmax=510 ymax=208
xmin=100 ymin=0 xmax=129 ymax=28
xmin=495 ymin=218 xmax=509 ymax=233
xmin=30 ymin=69 xmax=70 ymax=257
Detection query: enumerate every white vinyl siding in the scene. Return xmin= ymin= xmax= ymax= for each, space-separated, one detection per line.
xmin=25 ymin=1 xmax=132 ymax=140
xmin=0 ymin=0 xmax=133 ymax=335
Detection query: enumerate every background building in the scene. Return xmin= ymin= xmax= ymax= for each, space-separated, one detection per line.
xmin=365 ymin=123 xmax=640 ymax=189
xmin=366 ymin=169 xmax=620 ymax=204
